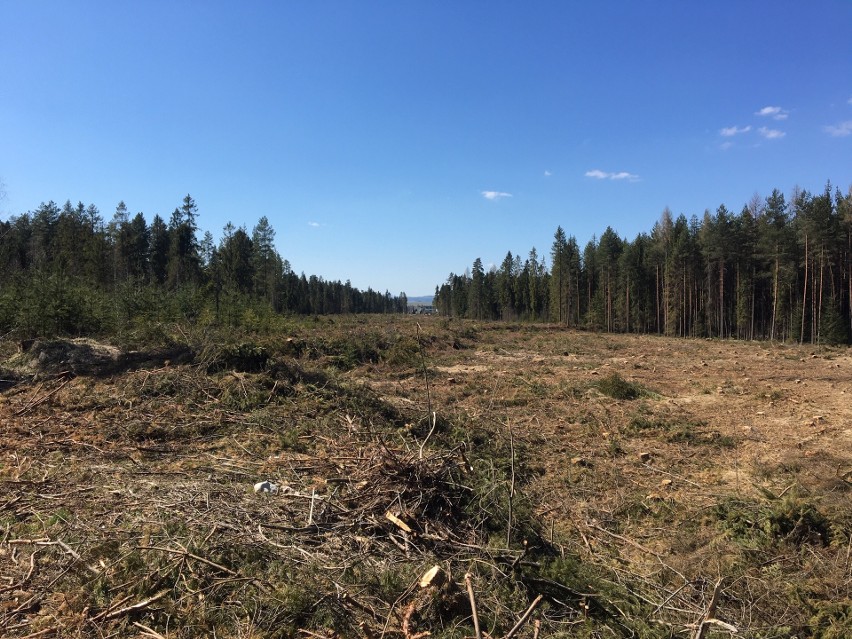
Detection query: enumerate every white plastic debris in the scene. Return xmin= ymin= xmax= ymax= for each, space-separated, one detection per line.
xmin=254 ymin=480 xmax=279 ymax=494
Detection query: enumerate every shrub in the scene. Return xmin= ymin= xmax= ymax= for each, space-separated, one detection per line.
xmin=595 ymin=373 xmax=645 ymax=400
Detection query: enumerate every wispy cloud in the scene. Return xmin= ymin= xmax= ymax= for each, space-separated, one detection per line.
xmin=308 ymin=221 xmax=322 ymax=227
xmin=481 ymin=190 xmax=512 ymax=201
xmin=543 ymin=170 xmax=552 ymax=177
xmin=756 ymin=106 xmax=789 ymax=121
xmin=720 ymin=125 xmax=751 ymax=137
xmin=824 ymin=120 xmax=852 ymax=137
xmin=585 ymin=169 xmax=639 ymax=181
xmin=719 ymin=141 xmax=734 ymax=151
xmin=758 ymin=126 xmax=786 ymax=140
xmin=585 ymin=170 xmax=610 ymax=179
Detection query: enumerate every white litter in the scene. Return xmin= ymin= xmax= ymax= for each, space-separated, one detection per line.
xmin=254 ymin=480 xmax=279 ymax=494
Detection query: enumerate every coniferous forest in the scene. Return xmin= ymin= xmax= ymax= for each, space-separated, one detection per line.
xmin=3 ymin=185 xmax=852 ymax=346
xmin=0 ymin=194 xmax=409 ymax=338
xmin=435 ymin=183 xmax=852 ymax=345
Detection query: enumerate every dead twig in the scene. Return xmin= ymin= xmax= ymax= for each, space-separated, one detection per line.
xmin=101 ymin=589 xmax=170 ymax=621
xmin=138 ymin=544 xmax=236 ymax=576
xmin=415 ymin=322 xmax=436 ymax=459
xmin=36 ymin=539 xmax=100 ymax=575
xmin=6 ymin=537 xmax=51 ymax=545
xmin=18 ymin=628 xmax=56 ymax=639
xmin=692 ymin=578 xmax=727 ymax=639
xmin=503 ymin=594 xmax=543 ymax=639
xmin=588 ymin=524 xmax=686 ymax=583
xmin=465 ymin=573 xmax=482 ymax=639
xmin=132 ymin=621 xmax=169 ymax=639
xmin=0 ymin=551 xmax=37 ymax=594
xmin=507 ymin=420 xmax=515 ymax=547
xmin=15 ymin=376 xmax=71 ymax=416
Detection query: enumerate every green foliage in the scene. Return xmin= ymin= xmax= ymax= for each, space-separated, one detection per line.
xmin=318 ymin=331 xmax=385 ymax=369
xmin=809 ymin=602 xmax=852 ymax=639
xmin=385 ymin=334 xmax=421 ymax=367
xmin=627 ymin=414 xmax=735 ymax=446
xmin=436 ymin=184 xmax=852 ymax=343
xmin=714 ymin=494 xmax=832 ymax=547
xmin=0 ymin=195 xmax=409 ymax=343
xmin=206 ymin=342 xmax=270 ymax=373
xmin=595 ymin=373 xmax=646 ymax=400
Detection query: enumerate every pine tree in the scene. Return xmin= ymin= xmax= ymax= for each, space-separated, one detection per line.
xmin=469 ymin=258 xmax=486 ymax=319
xmin=149 ymin=215 xmax=170 ymax=286
xmin=252 ymin=216 xmax=283 ymax=311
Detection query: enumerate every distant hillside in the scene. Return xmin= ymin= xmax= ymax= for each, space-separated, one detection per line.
xmin=407 ymin=295 xmax=434 ymax=305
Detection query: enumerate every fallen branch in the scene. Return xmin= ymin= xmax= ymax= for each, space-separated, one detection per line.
xmin=693 ymin=578 xmax=726 ymax=639
xmin=6 ymin=537 xmax=51 ymax=545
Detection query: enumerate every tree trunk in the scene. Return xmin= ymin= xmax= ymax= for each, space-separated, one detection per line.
xmin=817 ymin=246 xmax=824 ymax=344
xmin=801 ymin=234 xmax=808 ymax=345
xmin=656 ymin=264 xmax=661 ymax=333
xmin=771 ymin=253 xmax=779 ymax=341
xmin=719 ymin=258 xmax=725 ymax=339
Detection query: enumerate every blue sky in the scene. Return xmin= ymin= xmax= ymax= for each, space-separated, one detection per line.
xmin=2 ymin=2 xmax=850 ymax=296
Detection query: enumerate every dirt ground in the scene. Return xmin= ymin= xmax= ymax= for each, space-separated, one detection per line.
xmin=401 ymin=327 xmax=852 ymax=502
xmin=1 ymin=319 xmax=851 ymax=638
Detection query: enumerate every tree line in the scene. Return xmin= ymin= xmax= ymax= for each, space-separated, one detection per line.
xmin=0 ymin=194 xmax=407 ymax=338
xmin=434 ymin=183 xmax=852 ymax=345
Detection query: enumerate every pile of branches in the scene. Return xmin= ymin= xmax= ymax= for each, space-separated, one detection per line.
xmin=0 ymin=384 xmax=558 ymax=638
xmin=245 ymin=435 xmax=553 ymax=638
xmin=0 ymin=354 xmax=739 ymax=638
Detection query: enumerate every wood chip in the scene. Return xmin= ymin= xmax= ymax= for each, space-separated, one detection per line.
xmin=385 ymin=511 xmax=413 ymax=533
xmin=419 ymin=565 xmax=443 ymax=588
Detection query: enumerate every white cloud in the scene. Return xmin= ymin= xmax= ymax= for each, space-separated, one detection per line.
xmin=544 ymin=170 xmax=552 ymax=177
xmin=308 ymin=221 xmax=321 ymax=227
xmin=481 ymin=190 xmax=512 ymax=201
xmin=719 ymin=141 xmax=734 ymax=150
xmin=758 ymin=126 xmax=785 ymax=140
xmin=720 ymin=125 xmax=751 ymax=137
xmin=756 ymin=106 xmax=789 ymax=120
xmin=824 ymin=121 xmax=852 ymax=137
xmin=585 ymin=169 xmax=639 ymax=181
